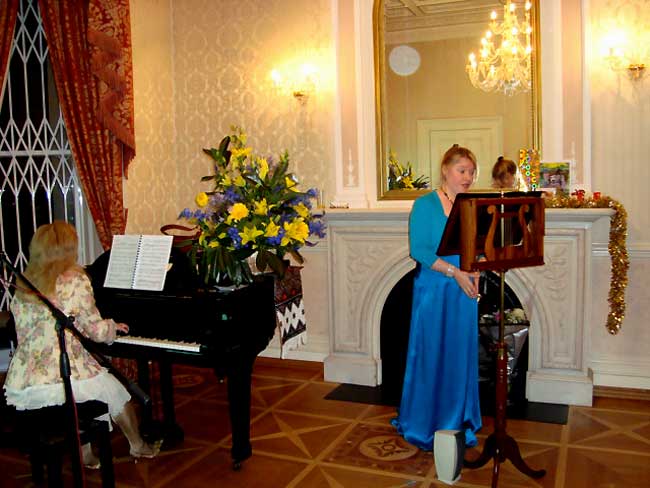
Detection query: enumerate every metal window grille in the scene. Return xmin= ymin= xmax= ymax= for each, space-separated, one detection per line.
xmin=0 ymin=0 xmax=99 ymax=311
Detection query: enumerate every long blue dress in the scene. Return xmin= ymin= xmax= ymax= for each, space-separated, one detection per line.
xmin=392 ymin=191 xmax=482 ymax=449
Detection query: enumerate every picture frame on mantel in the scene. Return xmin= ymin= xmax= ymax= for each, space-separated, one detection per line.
xmin=539 ymin=161 xmax=571 ymax=195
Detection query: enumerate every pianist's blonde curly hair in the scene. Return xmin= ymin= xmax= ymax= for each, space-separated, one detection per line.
xmin=22 ymin=221 xmax=84 ymax=298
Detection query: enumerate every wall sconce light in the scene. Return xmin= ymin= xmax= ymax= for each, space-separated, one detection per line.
xmin=270 ymin=63 xmax=319 ymax=105
xmin=601 ymin=29 xmax=647 ymax=80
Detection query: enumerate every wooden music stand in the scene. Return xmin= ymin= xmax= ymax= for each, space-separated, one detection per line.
xmin=438 ymin=191 xmax=546 ymax=488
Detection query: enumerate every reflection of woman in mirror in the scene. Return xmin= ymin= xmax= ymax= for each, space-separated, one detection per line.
xmin=392 ymin=144 xmax=482 ymax=450
xmin=491 ymin=156 xmax=518 ymax=189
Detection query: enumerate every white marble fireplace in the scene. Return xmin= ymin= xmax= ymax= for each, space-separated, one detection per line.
xmin=323 ymin=207 xmax=614 ymax=407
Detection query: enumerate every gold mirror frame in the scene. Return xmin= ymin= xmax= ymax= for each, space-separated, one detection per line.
xmin=374 ymin=0 xmax=542 ymax=200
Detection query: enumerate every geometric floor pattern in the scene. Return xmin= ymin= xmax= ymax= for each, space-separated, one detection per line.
xmin=1 ymin=358 xmax=649 ymax=487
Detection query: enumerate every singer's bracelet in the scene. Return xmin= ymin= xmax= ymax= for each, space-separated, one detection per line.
xmin=446 ymin=265 xmax=455 ymax=278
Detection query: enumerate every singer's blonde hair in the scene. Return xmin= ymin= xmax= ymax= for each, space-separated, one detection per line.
xmin=22 ymin=221 xmax=83 ymax=297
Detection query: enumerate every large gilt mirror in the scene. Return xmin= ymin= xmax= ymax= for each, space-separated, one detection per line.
xmin=374 ymin=0 xmax=541 ymax=199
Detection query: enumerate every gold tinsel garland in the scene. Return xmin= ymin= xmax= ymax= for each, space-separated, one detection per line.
xmin=545 ymin=193 xmax=629 ymax=335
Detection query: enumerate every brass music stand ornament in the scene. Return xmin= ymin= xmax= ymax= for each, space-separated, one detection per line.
xmin=438 ymin=191 xmax=546 ymax=488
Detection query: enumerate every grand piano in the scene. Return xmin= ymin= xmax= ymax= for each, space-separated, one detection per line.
xmin=86 ymin=249 xmax=277 ymax=469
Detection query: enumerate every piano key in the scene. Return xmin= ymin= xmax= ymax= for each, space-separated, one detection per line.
xmin=114 ymin=335 xmax=201 ymax=353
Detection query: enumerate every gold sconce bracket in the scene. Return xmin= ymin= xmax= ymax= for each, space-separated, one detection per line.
xmin=628 ymin=63 xmax=646 ymax=80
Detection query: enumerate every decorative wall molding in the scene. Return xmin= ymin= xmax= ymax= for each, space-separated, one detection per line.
xmin=590 ymin=359 xmax=650 ymax=390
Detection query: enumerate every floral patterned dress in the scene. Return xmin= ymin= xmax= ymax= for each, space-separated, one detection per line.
xmin=3 ymin=268 xmax=130 ymax=417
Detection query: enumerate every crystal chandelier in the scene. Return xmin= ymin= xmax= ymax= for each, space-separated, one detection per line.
xmin=466 ymin=1 xmax=533 ymax=96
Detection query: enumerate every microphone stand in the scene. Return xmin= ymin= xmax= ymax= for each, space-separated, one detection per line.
xmin=0 ymin=253 xmax=152 ymax=487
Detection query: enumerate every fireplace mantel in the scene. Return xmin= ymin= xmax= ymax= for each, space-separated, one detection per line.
xmin=324 ymin=207 xmax=614 ymax=406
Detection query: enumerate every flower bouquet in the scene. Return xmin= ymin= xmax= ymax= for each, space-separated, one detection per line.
xmin=179 ymin=127 xmax=326 ymax=286
xmin=387 ymin=150 xmax=429 ymax=190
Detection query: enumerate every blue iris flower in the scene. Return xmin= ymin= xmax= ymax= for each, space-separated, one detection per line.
xmin=266 ymin=229 xmax=285 ymax=246
xmin=193 ymin=209 xmax=208 ymax=220
xmin=227 ymin=227 xmax=243 ymax=249
xmin=289 ymin=193 xmax=312 ymax=208
xmin=224 ymin=188 xmax=240 ymax=203
xmin=308 ymin=220 xmax=327 ymax=238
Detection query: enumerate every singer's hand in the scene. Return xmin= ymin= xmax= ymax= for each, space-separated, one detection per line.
xmin=454 ymin=270 xmax=480 ymax=299
xmin=115 ymin=322 xmax=129 ymax=335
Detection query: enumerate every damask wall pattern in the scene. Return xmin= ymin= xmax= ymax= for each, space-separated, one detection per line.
xmin=171 ymin=0 xmax=335 ymax=216
xmin=125 ymin=0 xmax=177 ymax=234
xmin=125 ymin=0 xmax=335 ymax=234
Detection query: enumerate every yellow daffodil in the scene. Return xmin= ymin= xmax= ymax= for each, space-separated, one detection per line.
xmin=195 ymin=192 xmax=209 ymax=207
xmin=208 ymin=240 xmax=220 ymax=248
xmin=228 ymin=202 xmax=249 ymax=221
xmin=293 ymin=202 xmax=310 ymax=218
xmin=281 ymin=219 xmax=309 ymax=246
xmin=221 ymin=174 xmax=232 ymax=186
xmin=285 ymin=176 xmax=297 ymax=189
xmin=264 ymin=220 xmax=280 ymax=237
xmin=256 ymin=157 xmax=269 ymax=180
xmin=234 ymin=174 xmax=246 ymax=187
xmin=231 ymin=147 xmax=252 ymax=160
xmin=240 ymin=226 xmax=264 ymax=246
xmin=289 ymin=219 xmax=310 ymax=242
xmin=254 ymin=198 xmax=268 ymax=216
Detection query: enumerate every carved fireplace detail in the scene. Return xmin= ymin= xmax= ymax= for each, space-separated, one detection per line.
xmin=324 ymin=207 xmax=614 ymax=406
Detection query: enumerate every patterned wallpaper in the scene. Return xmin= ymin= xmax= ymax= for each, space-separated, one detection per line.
xmin=126 ymin=0 xmax=177 ymax=234
xmin=126 ymin=0 xmax=336 ymax=233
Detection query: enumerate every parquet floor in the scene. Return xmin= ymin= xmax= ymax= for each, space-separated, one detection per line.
xmin=1 ymin=358 xmax=649 ymax=487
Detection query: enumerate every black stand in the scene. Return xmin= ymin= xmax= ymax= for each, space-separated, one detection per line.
xmin=0 ymin=252 xmax=151 ymax=487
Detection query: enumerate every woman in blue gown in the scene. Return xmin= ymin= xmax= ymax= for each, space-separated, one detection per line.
xmin=392 ymin=144 xmax=482 ymax=449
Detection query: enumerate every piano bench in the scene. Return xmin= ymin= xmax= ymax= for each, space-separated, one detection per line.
xmin=15 ymin=400 xmax=115 ymax=488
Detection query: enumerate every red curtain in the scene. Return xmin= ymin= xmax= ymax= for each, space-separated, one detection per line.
xmin=0 ymin=0 xmax=20 ymax=96
xmin=38 ymin=0 xmax=135 ymax=250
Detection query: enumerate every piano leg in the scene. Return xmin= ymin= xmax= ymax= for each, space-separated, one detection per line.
xmin=136 ymin=358 xmax=153 ymax=435
xmin=225 ymin=351 xmax=256 ymax=470
xmin=133 ymin=357 xmax=184 ymax=446
xmin=158 ymin=358 xmax=185 ymax=446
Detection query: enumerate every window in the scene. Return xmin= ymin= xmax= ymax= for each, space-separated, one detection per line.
xmin=0 ymin=0 xmax=100 ymax=310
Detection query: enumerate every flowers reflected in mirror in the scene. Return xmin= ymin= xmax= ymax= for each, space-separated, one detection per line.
xmin=387 ymin=150 xmax=429 ymax=191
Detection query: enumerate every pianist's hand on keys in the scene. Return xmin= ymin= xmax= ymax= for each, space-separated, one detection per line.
xmin=116 ymin=322 xmax=129 ymax=334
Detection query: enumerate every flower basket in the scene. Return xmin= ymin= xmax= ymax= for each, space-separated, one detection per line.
xmin=179 ymin=127 xmax=326 ymax=286
xmin=160 ymin=224 xmax=201 ymax=253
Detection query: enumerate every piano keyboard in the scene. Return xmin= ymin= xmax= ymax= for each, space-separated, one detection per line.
xmin=114 ymin=335 xmax=201 ymax=353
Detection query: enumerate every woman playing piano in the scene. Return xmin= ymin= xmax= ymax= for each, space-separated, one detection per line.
xmin=2 ymin=222 xmax=159 ymax=467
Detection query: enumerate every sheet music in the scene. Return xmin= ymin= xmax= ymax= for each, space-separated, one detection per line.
xmin=132 ymin=236 xmax=173 ymax=291
xmin=104 ymin=235 xmax=173 ymax=291
xmin=104 ymin=235 xmax=141 ymax=289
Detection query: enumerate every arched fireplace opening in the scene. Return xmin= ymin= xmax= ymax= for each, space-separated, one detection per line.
xmin=380 ymin=270 xmax=530 ymax=411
